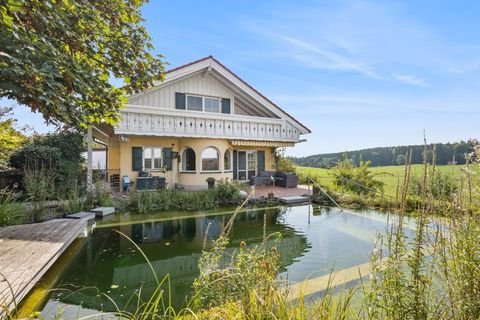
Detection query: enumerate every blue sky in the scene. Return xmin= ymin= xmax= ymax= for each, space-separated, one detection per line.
xmin=9 ymin=0 xmax=480 ymax=156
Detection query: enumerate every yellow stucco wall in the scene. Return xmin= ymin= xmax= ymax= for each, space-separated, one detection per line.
xmin=107 ymin=135 xmax=276 ymax=189
xmin=117 ymin=136 xmax=178 ymax=189
xmin=107 ymin=146 xmax=120 ymax=172
xmin=177 ymin=138 xmax=233 ymax=188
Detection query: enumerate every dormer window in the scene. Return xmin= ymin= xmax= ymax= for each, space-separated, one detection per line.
xmin=176 ymin=92 xmax=230 ymax=114
xmin=186 ymin=95 xmax=203 ymax=111
xmin=186 ymin=94 xmax=221 ymax=113
xmin=204 ymin=97 xmax=220 ymax=113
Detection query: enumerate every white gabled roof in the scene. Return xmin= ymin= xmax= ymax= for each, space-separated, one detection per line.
xmin=130 ymin=56 xmax=311 ymax=135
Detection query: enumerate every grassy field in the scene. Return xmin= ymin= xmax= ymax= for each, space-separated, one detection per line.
xmin=296 ymin=164 xmax=466 ymax=197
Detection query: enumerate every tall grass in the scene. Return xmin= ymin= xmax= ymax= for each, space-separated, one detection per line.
xmin=60 ymin=184 xmax=86 ymax=213
xmin=23 ymin=162 xmax=56 ymax=222
xmin=130 ymin=181 xmax=242 ymax=214
xmin=130 ymin=189 xmax=217 ymax=214
xmin=360 ymin=138 xmax=480 ymax=320
xmin=0 ymin=189 xmax=25 ymax=226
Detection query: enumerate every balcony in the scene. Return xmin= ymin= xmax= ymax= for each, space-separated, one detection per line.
xmin=114 ymin=104 xmax=301 ymax=143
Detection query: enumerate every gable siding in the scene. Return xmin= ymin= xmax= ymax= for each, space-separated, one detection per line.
xmin=129 ymin=73 xmax=234 ymax=108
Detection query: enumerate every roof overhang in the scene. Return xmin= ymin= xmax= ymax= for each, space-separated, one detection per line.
xmin=130 ymin=56 xmax=311 ymax=135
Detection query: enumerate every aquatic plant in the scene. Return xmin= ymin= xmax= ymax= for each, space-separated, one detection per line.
xmin=0 ymin=189 xmax=25 ymax=226
xmin=130 ymin=189 xmax=217 ymax=214
xmin=60 ymin=184 xmax=86 ymax=213
xmin=88 ymin=180 xmax=115 ymax=208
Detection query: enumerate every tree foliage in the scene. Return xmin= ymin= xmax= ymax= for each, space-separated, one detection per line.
xmin=10 ymin=131 xmax=85 ymax=197
xmin=292 ymin=141 xmax=473 ymax=168
xmin=0 ymin=106 xmax=28 ymax=170
xmin=274 ymin=148 xmax=296 ymax=173
xmin=0 ymin=0 xmax=165 ymax=128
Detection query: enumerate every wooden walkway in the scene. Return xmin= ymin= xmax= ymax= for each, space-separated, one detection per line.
xmin=0 ymin=218 xmax=88 ymax=316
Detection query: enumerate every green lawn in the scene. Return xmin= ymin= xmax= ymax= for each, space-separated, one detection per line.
xmin=296 ymin=164 xmax=467 ymax=197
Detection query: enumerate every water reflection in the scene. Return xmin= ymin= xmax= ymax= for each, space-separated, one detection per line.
xmin=50 ymin=207 xmax=308 ymax=312
xmin=41 ymin=205 xmax=396 ymax=317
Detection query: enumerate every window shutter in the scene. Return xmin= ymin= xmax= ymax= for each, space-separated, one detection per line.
xmin=221 ymin=98 xmax=231 ymax=114
xmin=163 ymin=148 xmax=173 ymax=171
xmin=257 ymin=150 xmax=265 ymax=172
xmin=175 ymin=92 xmax=186 ymax=110
xmin=233 ymin=150 xmax=238 ymax=180
xmin=132 ymin=147 xmax=143 ymax=172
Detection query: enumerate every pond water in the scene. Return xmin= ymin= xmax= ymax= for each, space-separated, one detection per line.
xmin=32 ymin=204 xmax=401 ymax=318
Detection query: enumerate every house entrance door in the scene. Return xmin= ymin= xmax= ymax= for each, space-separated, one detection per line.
xmin=236 ymin=151 xmax=257 ymax=181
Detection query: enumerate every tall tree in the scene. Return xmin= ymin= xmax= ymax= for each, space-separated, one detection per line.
xmin=0 ymin=0 xmax=165 ymax=128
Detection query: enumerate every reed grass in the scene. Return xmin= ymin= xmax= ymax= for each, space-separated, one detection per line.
xmin=129 ymin=189 xmax=217 ymax=214
xmin=0 ymin=189 xmax=25 ymax=226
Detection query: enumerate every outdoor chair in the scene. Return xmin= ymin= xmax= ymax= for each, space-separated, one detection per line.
xmin=249 ymin=171 xmax=274 ymax=186
xmin=274 ymin=172 xmax=298 ymax=188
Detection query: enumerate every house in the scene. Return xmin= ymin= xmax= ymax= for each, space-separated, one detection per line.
xmin=91 ymin=56 xmax=310 ymax=190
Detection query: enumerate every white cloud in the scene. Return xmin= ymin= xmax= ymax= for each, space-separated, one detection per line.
xmin=393 ymin=74 xmax=428 ymax=86
xmin=278 ymin=35 xmax=382 ymax=79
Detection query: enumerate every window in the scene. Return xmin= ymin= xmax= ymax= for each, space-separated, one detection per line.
xmin=247 ymin=151 xmax=257 ymax=178
xmin=201 ymin=147 xmax=219 ymax=171
xmin=186 ymin=95 xmax=221 ymax=113
xmin=236 ymin=151 xmax=256 ymax=180
xmin=187 ymin=95 xmax=202 ymax=111
xmin=144 ymin=147 xmax=162 ymax=170
xmin=182 ymin=147 xmax=196 ymax=171
xmin=224 ymin=149 xmax=231 ymax=171
xmin=204 ymin=98 xmax=220 ymax=113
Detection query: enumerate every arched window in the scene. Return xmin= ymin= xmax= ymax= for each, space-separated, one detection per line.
xmin=224 ymin=149 xmax=231 ymax=171
xmin=181 ymin=147 xmax=196 ymax=171
xmin=201 ymin=147 xmax=220 ymax=171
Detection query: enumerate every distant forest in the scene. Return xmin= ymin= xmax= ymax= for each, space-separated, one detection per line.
xmin=291 ymin=141 xmax=473 ymax=168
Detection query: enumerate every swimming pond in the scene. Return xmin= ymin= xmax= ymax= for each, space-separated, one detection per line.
xmin=28 ymin=204 xmax=403 ymax=318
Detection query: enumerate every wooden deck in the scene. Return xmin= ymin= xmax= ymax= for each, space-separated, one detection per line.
xmin=0 ymin=218 xmax=88 ymax=316
xmin=249 ymin=184 xmax=312 ymax=199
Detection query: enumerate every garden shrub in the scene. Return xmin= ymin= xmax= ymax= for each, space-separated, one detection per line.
xmin=332 ymin=157 xmax=385 ymax=195
xmin=274 ymin=148 xmax=296 ymax=173
xmin=9 ymin=131 xmax=85 ymax=199
xmin=214 ymin=179 xmax=241 ymax=205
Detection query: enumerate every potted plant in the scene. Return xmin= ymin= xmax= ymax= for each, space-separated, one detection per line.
xmin=206 ymin=177 xmax=216 ymax=189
